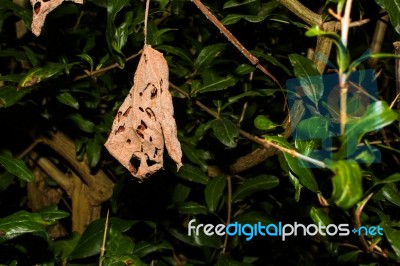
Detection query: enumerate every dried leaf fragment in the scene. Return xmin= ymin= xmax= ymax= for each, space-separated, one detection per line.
xmin=105 ymin=44 xmax=182 ymax=180
xmin=30 ymin=0 xmax=83 ymax=36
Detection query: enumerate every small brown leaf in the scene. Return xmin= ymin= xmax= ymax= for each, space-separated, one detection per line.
xmin=105 ymin=44 xmax=182 ymax=180
xmin=30 ymin=0 xmax=83 ymax=36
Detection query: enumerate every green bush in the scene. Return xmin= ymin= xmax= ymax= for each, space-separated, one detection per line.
xmin=0 ymin=0 xmax=400 ymax=265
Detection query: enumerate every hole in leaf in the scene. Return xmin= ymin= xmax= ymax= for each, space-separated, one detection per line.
xmin=130 ymin=156 xmax=141 ymax=170
xmin=123 ymin=107 xmax=131 ymax=117
xmin=150 ymin=86 xmax=158 ymax=99
xmin=146 ymin=157 xmax=157 ymax=167
xmin=34 ymin=2 xmax=41 ymax=14
xmin=116 ymin=125 xmax=125 ymax=134
xmin=145 ymin=108 xmax=155 ymax=120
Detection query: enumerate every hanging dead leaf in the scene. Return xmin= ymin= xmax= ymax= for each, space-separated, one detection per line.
xmin=105 ymin=44 xmax=182 ymax=180
xmin=30 ymin=0 xmax=83 ymax=36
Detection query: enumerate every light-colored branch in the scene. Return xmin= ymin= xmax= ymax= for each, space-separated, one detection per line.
xmin=339 ymin=0 xmax=353 ymax=134
xmin=32 ymin=152 xmax=74 ymax=196
xmin=277 ymin=0 xmax=322 ymax=26
xmin=41 ymin=131 xmax=114 ymax=204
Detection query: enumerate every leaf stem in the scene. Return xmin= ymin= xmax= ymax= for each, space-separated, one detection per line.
xmin=144 ymin=0 xmax=150 ymax=44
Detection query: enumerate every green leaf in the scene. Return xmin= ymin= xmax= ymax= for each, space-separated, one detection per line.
xmin=375 ymin=0 xmax=400 ymax=34
xmin=212 ymin=119 xmax=239 ymax=148
xmin=112 ymin=11 xmax=133 ymax=55
xmin=295 ymin=116 xmax=329 ymax=141
xmin=330 ymin=160 xmax=363 ymax=209
xmin=172 ymin=183 xmax=191 ymax=203
xmin=133 ymin=240 xmax=173 ymax=258
xmin=38 ymin=205 xmax=70 ymax=221
xmin=339 ymin=101 xmax=399 ymax=158
xmin=0 ymin=208 xmax=64 ymax=242
xmin=221 ymin=1 xmax=278 ymax=25
xmin=288 ymin=54 xmax=323 ymax=107
xmin=195 ymin=75 xmax=238 ymax=94
xmin=69 ymin=217 xmax=134 ymax=259
xmin=223 ymin=0 xmax=257 ymax=9
xmin=265 ymin=136 xmax=319 ymax=192
xmin=0 ymin=0 xmax=32 ymax=27
xmin=0 ymin=150 xmax=34 ymax=182
xmin=205 ymin=175 xmax=226 ymax=212
xmin=157 ymin=45 xmax=193 ymax=64
xmin=175 ymin=202 xmax=208 ymax=215
xmin=181 ymin=143 xmax=210 ymax=171
xmin=254 ymin=115 xmax=278 ymax=131
xmin=20 ymin=62 xmax=75 ymax=87
xmin=380 ymin=213 xmax=400 ymax=260
xmin=194 ymin=44 xmax=226 ymax=71
xmin=221 ymin=89 xmax=278 ymax=110
xmin=232 ymin=175 xmax=279 ymax=202
xmin=365 ymin=173 xmax=400 ymax=196
xmin=77 ymin=54 xmax=94 ymax=71
xmin=107 ymin=228 xmax=134 ymax=256
xmin=56 ymin=92 xmax=80 ymax=110
xmin=22 ymin=46 xmax=40 ymax=67
xmin=106 ymin=0 xmax=131 ymax=66
xmin=67 ymin=113 xmax=96 ymax=133
xmin=288 ymin=171 xmax=303 ymax=202
xmin=86 ymin=134 xmax=103 ymax=168
xmin=381 ymin=183 xmax=400 ymax=207
xmin=309 ymin=207 xmax=333 ymax=228
xmin=254 ymin=51 xmax=292 ymax=76
xmin=149 ymin=28 xmax=177 ymax=46
xmin=53 ymin=232 xmax=81 ymax=262
xmin=0 ymin=86 xmax=31 ymax=108
xmin=234 ymin=64 xmax=256 ymax=75
xmin=175 ymin=164 xmax=209 ymax=184
xmin=69 ymin=218 xmax=104 ymax=259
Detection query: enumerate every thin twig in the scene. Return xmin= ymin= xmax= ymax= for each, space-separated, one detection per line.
xmin=99 ymin=209 xmax=110 ymax=266
xmin=169 ymin=82 xmax=326 ymax=168
xmin=74 ymin=52 xmax=142 ymax=81
xmin=221 ymin=175 xmax=232 ymax=254
xmin=353 ymin=193 xmax=379 ymax=254
xmin=191 ymin=0 xmax=279 ymax=85
xmin=144 ymin=0 xmax=150 ymax=44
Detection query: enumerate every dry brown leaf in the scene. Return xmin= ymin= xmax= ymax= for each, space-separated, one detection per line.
xmin=30 ymin=0 xmax=83 ymax=36
xmin=105 ymin=44 xmax=182 ymax=180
